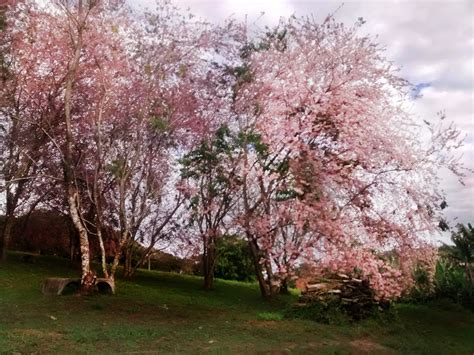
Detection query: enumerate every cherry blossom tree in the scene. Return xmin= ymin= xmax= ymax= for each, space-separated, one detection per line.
xmin=1 ymin=0 xmax=242 ymax=289
xmin=1 ymin=0 xmax=151 ymax=288
xmin=232 ymin=16 xmax=465 ymax=299
xmin=0 ymin=0 xmax=62 ymax=261
xmin=97 ymin=2 xmax=242 ymax=279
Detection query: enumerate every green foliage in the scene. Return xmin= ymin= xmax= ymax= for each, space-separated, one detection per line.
xmin=179 ymin=125 xmax=238 ymax=226
xmin=0 ymin=9 xmax=11 ymax=84
xmin=434 ymin=260 xmax=474 ymax=310
xmin=445 ymin=223 xmax=474 ymax=270
xmin=256 ymin=311 xmax=284 ymax=321
xmin=106 ymin=158 xmax=127 ymax=179
xmin=408 ymin=265 xmax=434 ymax=302
xmin=229 ymin=64 xmax=253 ymax=84
xmin=406 ymin=224 xmax=474 ymax=310
xmin=214 ymin=235 xmax=255 ymax=282
xmin=180 ymin=124 xmax=234 ymax=180
xmin=275 ymin=188 xmax=298 ymax=201
xmin=148 ymin=251 xmax=187 ymax=273
xmin=231 ymin=27 xmax=287 ymax=101
xmin=433 ymin=223 xmax=474 ymax=310
xmin=149 ymin=115 xmax=169 ymax=133
xmin=236 ymin=130 xmax=268 ymax=158
xmin=0 ymin=13 xmax=5 ymax=32
xmin=240 ymin=27 xmax=288 ymax=59
xmin=177 ymin=63 xmax=187 ymax=78
xmin=227 ymin=64 xmax=253 ymax=102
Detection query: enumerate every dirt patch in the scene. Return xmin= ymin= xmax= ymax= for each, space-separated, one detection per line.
xmin=350 ymin=339 xmax=395 ymax=354
xmin=246 ymin=320 xmax=282 ymax=329
xmin=15 ymin=328 xmax=64 ymax=340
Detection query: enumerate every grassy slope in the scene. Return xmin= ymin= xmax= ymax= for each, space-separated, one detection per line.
xmin=0 ymin=254 xmax=473 ymax=354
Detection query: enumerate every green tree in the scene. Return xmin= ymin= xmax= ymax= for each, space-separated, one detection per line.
xmin=441 ymin=223 xmax=474 ymax=284
xmin=180 ymin=125 xmax=240 ymax=290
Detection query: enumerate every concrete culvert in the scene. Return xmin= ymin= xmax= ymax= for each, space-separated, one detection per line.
xmin=41 ymin=277 xmax=115 ymax=295
xmin=62 ymin=280 xmax=80 ymax=295
xmin=96 ymin=281 xmax=113 ymax=294
xmin=41 ymin=278 xmax=80 ymax=295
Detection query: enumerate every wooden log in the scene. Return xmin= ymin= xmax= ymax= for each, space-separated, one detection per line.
xmin=306 ymin=283 xmax=331 ymax=292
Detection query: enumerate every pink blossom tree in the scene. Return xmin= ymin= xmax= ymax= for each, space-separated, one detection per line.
xmin=0 ymin=0 xmax=66 ymax=262
xmin=231 ymin=17 xmax=465 ymax=299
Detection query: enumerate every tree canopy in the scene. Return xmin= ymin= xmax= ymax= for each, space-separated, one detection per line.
xmin=0 ymin=0 xmax=467 ymax=299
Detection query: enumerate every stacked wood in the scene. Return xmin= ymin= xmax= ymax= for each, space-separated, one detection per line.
xmin=296 ymin=273 xmax=387 ymax=318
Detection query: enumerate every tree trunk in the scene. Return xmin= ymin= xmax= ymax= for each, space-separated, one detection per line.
xmin=279 ymin=279 xmax=290 ymax=294
xmin=203 ymin=265 xmax=214 ymax=290
xmin=97 ymin=228 xmax=108 ymax=279
xmin=122 ymin=245 xmax=134 ymax=278
xmin=68 ymin=221 xmax=78 ymax=263
xmin=1 ymin=183 xmax=20 ymax=262
xmin=0 ymin=214 xmax=14 ymax=262
xmin=67 ymin=190 xmax=94 ymax=292
xmin=203 ymin=241 xmax=216 ymax=290
xmin=263 ymin=253 xmax=277 ymax=294
xmin=247 ymin=237 xmax=271 ymax=299
xmin=465 ymin=264 xmax=473 ymax=286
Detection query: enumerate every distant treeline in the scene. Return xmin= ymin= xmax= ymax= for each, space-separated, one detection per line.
xmin=0 ymin=210 xmax=255 ymax=281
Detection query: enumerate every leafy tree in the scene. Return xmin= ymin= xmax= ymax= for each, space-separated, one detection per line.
xmin=441 ymin=223 xmax=474 ymax=284
xmin=180 ymin=125 xmax=241 ymax=289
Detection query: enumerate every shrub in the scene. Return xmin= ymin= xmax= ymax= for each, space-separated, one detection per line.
xmin=434 ymin=260 xmax=474 ymax=311
xmin=214 ymin=235 xmax=255 ymax=282
xmin=408 ymin=265 xmax=435 ymax=302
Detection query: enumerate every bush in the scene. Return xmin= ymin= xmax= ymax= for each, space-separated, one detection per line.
xmin=214 ymin=235 xmax=255 ymax=282
xmin=408 ymin=265 xmax=435 ymax=302
xmin=406 ymin=223 xmax=474 ymax=311
xmin=150 ymin=252 xmax=186 ymax=273
xmin=434 ymin=260 xmax=474 ymax=311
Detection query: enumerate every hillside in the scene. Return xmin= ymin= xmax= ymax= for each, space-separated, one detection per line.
xmin=1 ymin=254 xmax=473 ymax=354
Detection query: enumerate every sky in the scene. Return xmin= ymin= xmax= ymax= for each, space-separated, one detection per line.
xmin=129 ymin=0 xmax=473 ymax=228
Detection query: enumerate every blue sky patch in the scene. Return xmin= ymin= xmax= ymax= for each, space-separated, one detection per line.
xmin=411 ymin=82 xmax=431 ymax=99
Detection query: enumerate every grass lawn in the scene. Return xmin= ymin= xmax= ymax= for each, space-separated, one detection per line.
xmin=0 ymin=253 xmax=473 ymax=354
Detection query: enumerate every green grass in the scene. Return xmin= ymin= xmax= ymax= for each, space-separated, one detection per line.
xmin=1 ymin=253 xmax=473 ymax=354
